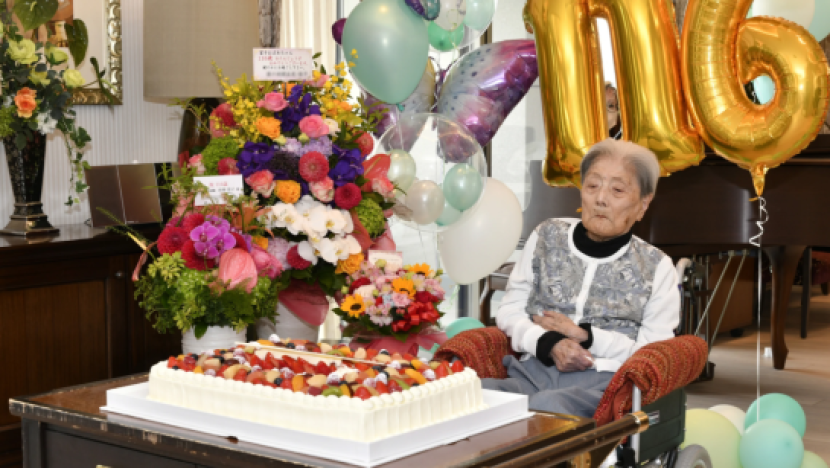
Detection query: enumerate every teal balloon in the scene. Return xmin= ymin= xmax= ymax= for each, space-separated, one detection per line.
xmin=428 ymin=22 xmax=465 ymax=52
xmin=464 ymin=0 xmax=496 ymax=30
xmin=342 ymin=0 xmax=429 ymax=104
xmin=436 ymin=197 xmax=462 ymax=227
xmin=445 ymin=317 xmax=485 ymax=339
xmin=442 ymin=163 xmax=484 ymax=211
xmin=740 ymin=419 xmax=804 ymax=468
xmin=753 ymin=75 xmax=776 ymax=104
xmin=746 ymin=393 xmax=807 ymax=437
xmin=801 ymin=451 xmax=829 ymax=468
xmin=810 ymin=0 xmax=830 ymax=41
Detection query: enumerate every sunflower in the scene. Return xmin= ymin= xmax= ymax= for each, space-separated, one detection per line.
xmin=341 ymin=295 xmax=366 ymax=318
xmin=408 ymin=263 xmax=434 ymax=277
xmin=392 ymin=277 xmax=416 ymax=299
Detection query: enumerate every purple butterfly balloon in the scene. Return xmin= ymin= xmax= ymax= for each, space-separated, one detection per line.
xmin=437 ymin=40 xmax=538 ymax=149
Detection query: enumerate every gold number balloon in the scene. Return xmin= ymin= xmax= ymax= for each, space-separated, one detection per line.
xmin=524 ymin=0 xmax=703 ymax=187
xmin=681 ymin=0 xmax=830 ymax=196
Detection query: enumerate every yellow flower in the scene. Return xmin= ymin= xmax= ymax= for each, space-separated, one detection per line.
xmin=252 ymin=236 xmax=269 ymax=250
xmin=408 ymin=263 xmax=434 ymax=277
xmin=7 ymin=39 xmax=37 ymax=65
xmin=336 ymin=253 xmax=364 ymax=275
xmin=341 ymin=295 xmax=366 ymax=318
xmin=255 ymin=116 xmax=281 ymax=140
xmin=29 ymin=70 xmax=50 ymax=86
xmin=46 ymin=46 xmax=68 ymax=65
xmin=392 ymin=277 xmax=416 ymax=299
xmin=63 ymin=69 xmax=85 ymax=88
xmin=275 ymin=180 xmax=301 ymax=204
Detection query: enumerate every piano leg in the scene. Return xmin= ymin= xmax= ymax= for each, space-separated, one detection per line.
xmin=763 ymin=245 xmax=806 ymax=370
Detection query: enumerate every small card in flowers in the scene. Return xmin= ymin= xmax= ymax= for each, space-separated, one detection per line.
xmin=193 ymin=175 xmax=244 ymax=206
xmin=253 ymin=48 xmax=314 ymax=82
xmin=368 ymin=250 xmax=404 ymax=271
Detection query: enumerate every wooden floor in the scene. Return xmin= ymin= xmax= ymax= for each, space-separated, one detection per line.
xmin=686 ymin=285 xmax=830 ymax=462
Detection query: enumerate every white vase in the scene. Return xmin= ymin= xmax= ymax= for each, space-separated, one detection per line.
xmin=255 ymin=302 xmax=320 ymax=342
xmin=181 ymin=326 xmax=247 ymax=355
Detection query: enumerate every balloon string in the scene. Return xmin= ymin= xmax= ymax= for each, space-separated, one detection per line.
xmin=750 ymin=197 xmax=767 ymax=422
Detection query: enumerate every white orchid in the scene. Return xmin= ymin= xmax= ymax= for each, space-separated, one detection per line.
xmin=313 ymin=237 xmax=341 ymax=264
xmin=297 ymin=241 xmax=319 ymax=265
xmin=271 ymin=203 xmax=306 ymax=236
xmin=343 ymin=235 xmax=362 ymax=256
xmin=310 ymin=207 xmax=348 ymax=235
xmin=294 ymin=195 xmax=321 ymax=220
xmin=36 ymin=113 xmax=58 ymax=135
xmin=342 ymin=210 xmax=354 ymax=234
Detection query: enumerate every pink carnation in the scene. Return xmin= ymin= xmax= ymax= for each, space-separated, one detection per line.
xmin=188 ymin=154 xmax=206 ymax=175
xmin=266 ymin=238 xmax=293 ymax=269
xmin=299 ymin=115 xmax=330 ymax=139
xmin=309 ymin=177 xmax=334 ymax=203
xmin=299 ymin=151 xmax=329 ymax=182
xmin=391 ymin=292 xmax=411 ymax=308
xmin=245 ymin=170 xmax=276 ymax=197
xmin=209 ymin=102 xmax=237 ymax=138
xmin=257 ymin=92 xmax=289 ymax=112
xmin=218 ymin=157 xmax=240 ymax=175
xmin=372 ymin=176 xmax=395 ymax=199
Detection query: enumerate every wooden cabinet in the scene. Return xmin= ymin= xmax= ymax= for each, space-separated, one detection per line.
xmin=0 ymin=225 xmax=181 ymax=467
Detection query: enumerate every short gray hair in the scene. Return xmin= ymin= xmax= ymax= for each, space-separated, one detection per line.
xmin=580 ymin=139 xmax=660 ymax=198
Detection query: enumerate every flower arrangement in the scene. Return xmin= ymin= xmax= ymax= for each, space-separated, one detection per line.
xmin=130 ymin=194 xmax=284 ymax=338
xmin=334 ymin=261 xmax=445 ymax=343
xmin=175 ymin=57 xmax=397 ymax=302
xmin=0 ymin=1 xmax=115 ymax=205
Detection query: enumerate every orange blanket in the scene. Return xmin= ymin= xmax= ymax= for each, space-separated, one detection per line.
xmin=434 ymin=327 xmax=517 ymax=379
xmin=592 ymin=335 xmax=708 ymax=426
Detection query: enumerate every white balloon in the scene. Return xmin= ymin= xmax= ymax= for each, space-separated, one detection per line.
xmin=750 ymin=0 xmax=815 ymax=28
xmin=387 ymin=149 xmax=417 ymax=191
xmin=406 ymin=180 xmax=445 ymax=225
xmin=709 ymin=404 xmax=747 ymax=435
xmin=435 ymin=0 xmax=467 ymax=31
xmin=438 ymin=178 xmax=522 ymax=285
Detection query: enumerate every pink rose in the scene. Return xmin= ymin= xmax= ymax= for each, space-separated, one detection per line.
xmin=309 ymin=177 xmax=334 ymax=203
xmin=305 ymin=74 xmax=330 ymax=88
xmin=250 ymin=245 xmax=283 ymax=279
xmin=299 ymin=115 xmax=330 ymax=139
xmin=245 ymin=170 xmax=276 ymax=197
xmin=372 ymin=176 xmax=395 ymax=199
xmin=209 ymin=102 xmax=237 ymax=138
xmin=188 ymin=154 xmax=205 ymax=175
xmin=257 ymin=92 xmax=289 ymax=112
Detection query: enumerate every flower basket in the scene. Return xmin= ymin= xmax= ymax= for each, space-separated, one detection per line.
xmin=348 ymin=328 xmax=447 ymax=356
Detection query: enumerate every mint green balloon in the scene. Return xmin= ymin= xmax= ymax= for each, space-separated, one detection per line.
xmin=801 ymin=451 xmax=829 ymax=468
xmin=428 ymin=21 xmax=465 ymax=52
xmin=342 ymin=0 xmax=429 ymax=104
xmin=740 ymin=419 xmax=804 ymax=468
xmin=810 ymin=0 xmax=830 ymax=41
xmin=445 ymin=317 xmax=485 ymax=339
xmin=753 ymin=75 xmax=775 ymax=105
xmin=436 ymin=194 xmax=462 ymax=227
xmin=443 ymin=163 xmax=483 ymax=211
xmin=746 ymin=393 xmax=807 ymax=437
xmin=464 ymin=0 xmax=496 ymax=31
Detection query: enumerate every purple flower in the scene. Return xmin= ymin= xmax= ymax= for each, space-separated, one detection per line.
xmin=237 ymin=142 xmax=276 ymax=178
xmin=229 ymin=228 xmax=253 ymax=251
xmin=299 ymin=136 xmax=333 ymax=156
xmin=267 ymin=238 xmax=293 ymax=270
xmin=266 ymin=150 xmax=300 ymax=181
xmin=277 ymin=89 xmax=321 ymax=132
xmin=189 ymin=222 xmax=234 ymax=259
xmin=205 ymin=215 xmax=230 ymax=232
xmin=282 ymin=138 xmax=303 ymax=155
xmin=328 ymin=144 xmax=365 ymax=187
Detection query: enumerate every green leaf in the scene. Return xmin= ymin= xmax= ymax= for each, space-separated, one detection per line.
xmin=90 ymin=57 xmax=119 ymax=104
xmin=14 ymin=133 xmax=27 ymax=150
xmin=12 ymin=0 xmax=59 ymax=32
xmin=194 ymin=323 xmax=208 ymax=339
xmin=65 ymin=19 xmax=88 ymax=66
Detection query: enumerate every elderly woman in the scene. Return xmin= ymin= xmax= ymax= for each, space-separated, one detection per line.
xmin=482 ymin=139 xmax=679 ymax=417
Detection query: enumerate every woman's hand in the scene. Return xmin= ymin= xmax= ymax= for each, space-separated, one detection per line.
xmin=533 ymin=311 xmax=590 ymax=343
xmin=550 ymin=339 xmax=594 ymax=372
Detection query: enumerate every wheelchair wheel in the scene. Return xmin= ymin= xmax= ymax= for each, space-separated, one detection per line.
xmin=674 ymin=445 xmax=712 ymax=468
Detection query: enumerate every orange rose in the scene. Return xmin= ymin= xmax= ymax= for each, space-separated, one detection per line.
xmin=275 ymin=180 xmax=301 ymax=204
xmin=284 ymin=83 xmax=296 ymax=96
xmin=336 ymin=253 xmax=364 ymax=275
xmin=14 ymin=87 xmax=37 ymax=118
xmin=338 ymin=101 xmax=352 ymax=112
xmin=255 ymin=117 xmax=281 ymax=140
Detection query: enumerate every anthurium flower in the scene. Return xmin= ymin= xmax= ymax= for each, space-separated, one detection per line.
xmin=217 ymin=248 xmax=258 ymax=293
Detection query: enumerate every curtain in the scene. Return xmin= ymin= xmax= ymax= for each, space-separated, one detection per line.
xmin=279 ymin=0 xmax=339 ymax=73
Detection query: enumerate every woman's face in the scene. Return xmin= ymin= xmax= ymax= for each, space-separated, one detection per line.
xmin=580 ymin=156 xmax=652 ymax=242
xmin=605 ymin=87 xmax=619 ymax=129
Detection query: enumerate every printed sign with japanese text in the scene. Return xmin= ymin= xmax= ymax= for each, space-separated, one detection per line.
xmin=253 ymin=48 xmax=314 ymax=82
xmin=193 ymin=175 xmax=245 ymax=206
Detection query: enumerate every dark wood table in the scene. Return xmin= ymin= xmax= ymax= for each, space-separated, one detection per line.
xmin=8 ymin=375 xmax=624 ymax=468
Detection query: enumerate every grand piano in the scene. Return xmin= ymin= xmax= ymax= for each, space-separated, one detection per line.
xmin=521 ymin=135 xmax=830 ymax=370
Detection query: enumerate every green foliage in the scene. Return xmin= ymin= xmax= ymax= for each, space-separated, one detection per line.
xmin=136 ymin=261 xmax=284 ymax=336
xmin=355 ymin=198 xmax=385 ymax=237
xmin=12 ymin=0 xmax=58 ymax=31
xmin=65 ymin=19 xmax=88 ymax=67
xmin=201 ymin=136 xmax=240 ymax=174
xmin=0 ymin=107 xmax=16 ymax=139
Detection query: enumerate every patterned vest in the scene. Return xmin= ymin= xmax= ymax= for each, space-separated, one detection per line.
xmin=526 ymin=219 xmax=666 ymax=339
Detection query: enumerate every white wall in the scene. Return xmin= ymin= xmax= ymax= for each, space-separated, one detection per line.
xmin=0 ymin=0 xmax=183 ymax=227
